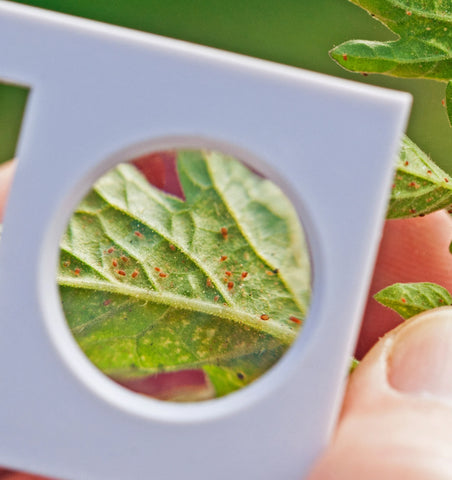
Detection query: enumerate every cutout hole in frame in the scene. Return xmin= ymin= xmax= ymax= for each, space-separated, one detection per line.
xmin=55 ymin=141 xmax=313 ymax=405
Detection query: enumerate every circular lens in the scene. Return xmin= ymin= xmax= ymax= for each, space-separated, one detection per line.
xmin=58 ymin=148 xmax=311 ymax=402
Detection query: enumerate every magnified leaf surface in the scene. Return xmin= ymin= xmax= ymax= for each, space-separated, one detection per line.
xmin=59 ymin=150 xmax=311 ymax=400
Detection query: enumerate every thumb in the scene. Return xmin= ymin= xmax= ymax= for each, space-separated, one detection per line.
xmin=308 ymin=306 xmax=452 ymax=479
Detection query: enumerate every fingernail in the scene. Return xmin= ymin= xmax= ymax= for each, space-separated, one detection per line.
xmin=388 ymin=307 xmax=452 ymax=400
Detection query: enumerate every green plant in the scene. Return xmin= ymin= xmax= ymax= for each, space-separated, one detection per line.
xmin=330 ymin=0 xmax=452 ymax=318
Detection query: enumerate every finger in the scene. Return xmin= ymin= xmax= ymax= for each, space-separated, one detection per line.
xmin=357 ymin=210 xmax=452 ymax=358
xmin=309 ymin=307 xmax=452 ymax=480
xmin=0 ymin=160 xmax=16 ymax=221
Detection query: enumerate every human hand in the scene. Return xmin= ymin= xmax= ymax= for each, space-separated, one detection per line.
xmin=308 ymin=210 xmax=452 ymax=479
xmin=0 ymin=161 xmax=451 ymax=479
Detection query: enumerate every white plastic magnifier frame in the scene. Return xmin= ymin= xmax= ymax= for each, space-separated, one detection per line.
xmin=0 ymin=2 xmax=410 ymax=479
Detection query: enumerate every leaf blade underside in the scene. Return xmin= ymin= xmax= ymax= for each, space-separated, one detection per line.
xmin=388 ymin=136 xmax=452 ymax=218
xmin=59 ymin=151 xmax=311 ymax=400
xmin=374 ymin=282 xmax=452 ymax=319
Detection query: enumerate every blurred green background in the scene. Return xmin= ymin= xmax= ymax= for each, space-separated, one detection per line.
xmin=1 ymin=0 xmax=451 ymax=173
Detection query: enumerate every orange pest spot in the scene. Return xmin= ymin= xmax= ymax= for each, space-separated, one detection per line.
xmin=404 ymin=160 xmax=409 ymax=166
xmin=220 ymin=227 xmax=228 ymax=239
xmin=112 ymin=259 xmax=118 ymax=267
xmin=409 ymin=182 xmax=420 ymax=189
xmin=289 ymin=316 xmax=302 ymax=324
xmin=266 ymin=270 xmax=274 ymax=276
xmin=131 ymin=270 xmax=139 ymax=278
xmin=134 ymin=231 xmax=143 ymax=238
xmin=121 ymin=255 xmax=129 ymax=262
xmin=445 ymin=178 xmax=450 ymax=183
xmin=241 ymin=272 xmax=248 ymax=279
xmin=159 ymin=272 xmax=168 ymax=278
xmin=107 ymin=247 xmax=114 ymax=254
xmin=409 ymin=208 xmax=417 ymax=214
xmin=442 ymin=99 xmax=446 ymax=106
xmin=169 ymin=244 xmax=176 ymax=251
xmin=342 ymin=54 xmax=348 ymax=61
xmin=74 ymin=268 xmax=80 ymax=276
xmin=427 ymin=170 xmax=432 ymax=174
xmin=401 ymin=298 xmax=407 ymax=303
xmin=63 ymin=261 xmax=70 ymax=267
xmin=103 ymin=299 xmax=112 ymax=306
xmin=220 ymin=255 xmax=228 ymax=262
xmin=206 ymin=278 xmax=212 ymax=287
xmin=214 ymin=295 xmax=220 ymax=302
xmin=362 ymin=72 xmax=368 ymax=76
xmin=227 ymin=281 xmax=234 ymax=290
xmin=155 ymin=267 xmax=161 ymax=272
xmin=406 ymin=10 xmax=412 ymax=15
xmin=392 ymin=184 xmax=396 ymax=189
xmin=117 ymin=270 xmax=126 ymax=276
xmin=260 ymin=314 xmax=269 ymax=321
xmin=225 ymin=271 xmax=232 ymax=277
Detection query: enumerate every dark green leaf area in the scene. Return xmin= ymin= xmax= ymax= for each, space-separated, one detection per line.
xmin=330 ymin=0 xmax=452 ymax=121
xmin=59 ymin=151 xmax=311 ymax=399
xmin=374 ymin=282 xmax=452 ymax=319
xmin=62 ymin=287 xmax=286 ymax=381
xmin=388 ymin=136 xmax=452 ymax=218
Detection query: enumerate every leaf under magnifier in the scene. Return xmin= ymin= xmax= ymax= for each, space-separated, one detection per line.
xmin=59 ymin=150 xmax=311 ymax=400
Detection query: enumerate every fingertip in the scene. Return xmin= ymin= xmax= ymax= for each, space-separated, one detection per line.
xmin=0 ymin=160 xmax=16 ymax=222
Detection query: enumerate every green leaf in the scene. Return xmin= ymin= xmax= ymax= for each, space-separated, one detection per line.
xmin=388 ymin=135 xmax=452 ymax=218
xmin=58 ymin=151 xmax=311 ymax=400
xmin=330 ymin=0 xmax=452 ymax=123
xmin=374 ymin=282 xmax=452 ymax=319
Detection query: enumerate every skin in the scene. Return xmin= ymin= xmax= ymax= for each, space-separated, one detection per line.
xmin=0 ymin=161 xmax=451 ymax=479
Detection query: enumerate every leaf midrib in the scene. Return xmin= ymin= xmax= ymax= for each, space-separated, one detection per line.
xmin=58 ymin=274 xmax=296 ymax=345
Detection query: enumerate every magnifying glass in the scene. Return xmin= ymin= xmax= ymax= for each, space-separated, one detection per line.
xmin=0 ymin=2 xmax=410 ymax=479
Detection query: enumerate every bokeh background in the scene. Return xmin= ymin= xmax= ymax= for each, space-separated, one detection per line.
xmin=1 ymin=0 xmax=451 ymax=174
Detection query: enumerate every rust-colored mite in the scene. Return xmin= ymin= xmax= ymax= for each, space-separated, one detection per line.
xmin=401 ymin=297 xmax=407 ymax=303
xmin=427 ymin=170 xmax=432 ymax=174
xmin=406 ymin=10 xmax=412 ymax=15
xmin=112 ymin=259 xmax=118 ymax=267
xmin=74 ymin=268 xmax=80 ymax=276
xmin=445 ymin=178 xmax=450 ymax=183
xmin=214 ymin=295 xmax=220 ymax=302
xmin=241 ymin=272 xmax=248 ymax=279
xmin=289 ymin=316 xmax=302 ymax=324
xmin=260 ymin=314 xmax=269 ymax=321
xmin=169 ymin=244 xmax=176 ymax=251
xmin=134 ymin=231 xmax=143 ymax=238
xmin=117 ymin=270 xmax=126 ymax=276
xmin=206 ymin=278 xmax=212 ymax=288
xmin=404 ymin=160 xmax=409 ymax=166
xmin=442 ymin=99 xmax=446 ymax=106
xmin=155 ymin=267 xmax=161 ymax=272
xmin=107 ymin=247 xmax=114 ymax=254
xmin=131 ymin=270 xmax=139 ymax=278
xmin=103 ymin=299 xmax=112 ymax=306
xmin=220 ymin=255 xmax=228 ymax=262
xmin=342 ymin=54 xmax=348 ymax=61
xmin=220 ymin=227 xmax=228 ymax=239
xmin=121 ymin=255 xmax=129 ymax=262
xmin=227 ymin=281 xmax=234 ymax=290
xmin=225 ymin=271 xmax=232 ymax=277
xmin=159 ymin=272 xmax=168 ymax=278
